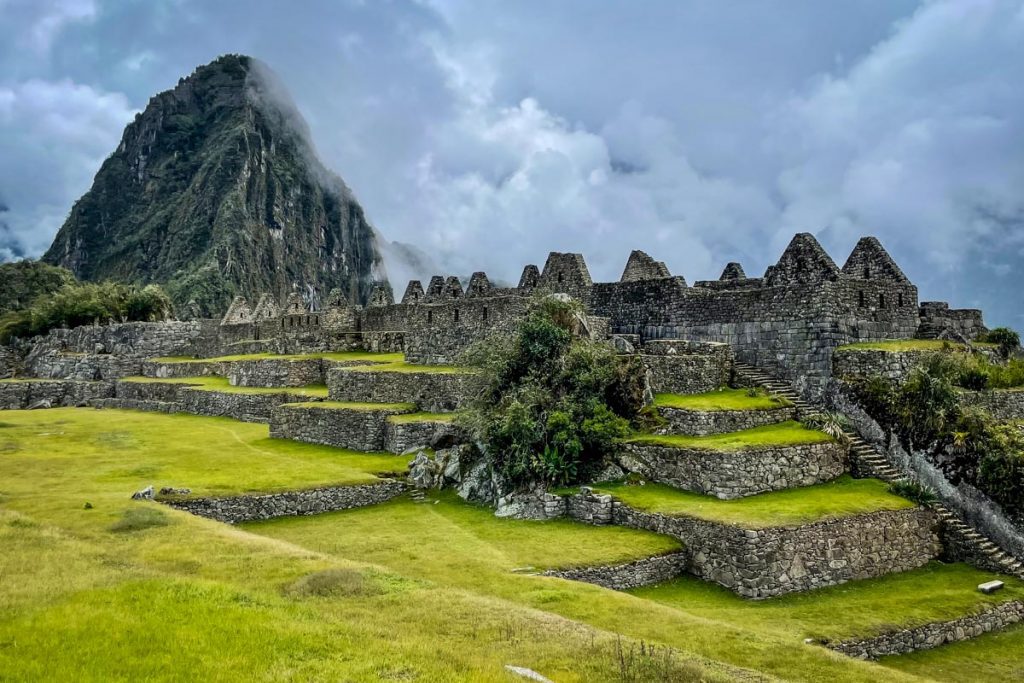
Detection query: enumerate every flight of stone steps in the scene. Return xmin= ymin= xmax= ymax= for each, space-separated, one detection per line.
xmin=733 ymin=361 xmax=1024 ymax=580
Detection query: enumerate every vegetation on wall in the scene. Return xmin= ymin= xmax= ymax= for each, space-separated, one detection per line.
xmin=0 ymin=281 xmax=173 ymax=344
xmin=977 ymin=327 xmax=1022 ymax=360
xmin=0 ymin=260 xmax=76 ymax=315
xmin=847 ymin=352 xmax=1024 ymax=520
xmin=461 ymin=296 xmax=646 ymax=488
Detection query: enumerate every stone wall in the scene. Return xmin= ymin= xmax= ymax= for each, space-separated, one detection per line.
xmin=0 ymin=347 xmax=22 ymax=379
xmin=27 ymin=320 xmax=210 ymax=358
xmin=0 ymin=380 xmax=113 ymax=409
xmin=658 ymin=404 xmax=796 ymax=436
xmin=542 ymin=552 xmax=689 ymax=590
xmin=161 ymin=481 xmax=407 ymax=524
xmin=26 ymin=352 xmax=143 ymax=381
xmin=227 ymin=358 xmax=326 ymax=387
xmin=116 ymin=380 xmax=193 ymax=403
xmin=640 ymin=340 xmax=733 ymax=395
xmin=617 ymin=441 xmax=847 ymax=499
xmin=828 ymin=600 xmax=1024 ymax=659
xmin=960 ymin=389 xmax=1024 ymax=421
xmin=918 ymin=302 xmax=987 ymax=341
xmin=269 ymin=403 xmax=411 ymax=451
xmin=563 ymin=489 xmax=939 ymax=598
xmin=384 ymin=418 xmax=464 ymax=454
xmin=328 ymin=368 xmax=479 ymax=411
xmin=142 ymin=359 xmax=224 ymax=379
xmin=180 ymin=389 xmax=320 ymax=423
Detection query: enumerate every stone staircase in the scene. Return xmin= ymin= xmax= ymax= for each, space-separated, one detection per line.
xmin=733 ymin=361 xmax=1024 ymax=580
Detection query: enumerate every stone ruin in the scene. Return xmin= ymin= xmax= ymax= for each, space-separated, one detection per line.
xmin=211 ymin=233 xmax=986 ymax=393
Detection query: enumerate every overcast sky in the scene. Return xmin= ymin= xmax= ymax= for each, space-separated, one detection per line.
xmin=1 ymin=0 xmax=1022 ymax=327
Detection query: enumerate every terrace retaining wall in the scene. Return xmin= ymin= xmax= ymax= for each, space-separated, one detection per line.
xmin=161 ymin=481 xmax=407 ymax=524
xmin=827 ymin=600 xmax=1024 ymax=659
xmin=0 ymin=380 xmax=113 ymax=409
xmin=542 ymin=552 xmax=689 ymax=590
xmin=384 ymin=419 xmax=464 ymax=454
xmin=658 ymin=404 xmax=797 ymax=436
xmin=26 ymin=352 xmax=142 ymax=381
xmin=639 ymin=341 xmax=733 ymax=395
xmin=618 ymin=441 xmax=847 ymax=499
xmin=959 ymin=389 xmax=1024 ymax=421
xmin=563 ymin=489 xmax=939 ymax=598
xmin=270 ymin=403 xmax=411 ymax=451
xmin=180 ymin=389 xmax=322 ymax=423
xmin=327 ymin=368 xmax=478 ymax=411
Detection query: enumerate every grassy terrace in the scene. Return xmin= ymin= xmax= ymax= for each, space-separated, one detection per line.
xmin=3 ymin=407 xmax=1023 ymax=680
xmin=626 ymin=420 xmax=833 ymax=449
xmin=338 ymin=360 xmax=476 ymax=374
xmin=654 ymin=388 xmax=791 ymax=411
xmin=633 ymin=561 xmax=1024 ymax=642
xmin=836 ymin=339 xmax=996 ymax=352
xmin=120 ymin=375 xmax=329 ymax=398
xmin=284 ymin=400 xmax=416 ymax=412
xmin=592 ymin=475 xmax=914 ymax=528
xmin=0 ymin=408 xmax=405 ymax=498
xmin=150 ymin=351 xmax=405 ymax=363
xmin=388 ymin=412 xmax=459 ymax=424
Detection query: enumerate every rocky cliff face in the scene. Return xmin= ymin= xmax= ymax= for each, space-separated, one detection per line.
xmin=44 ymin=54 xmax=383 ymax=316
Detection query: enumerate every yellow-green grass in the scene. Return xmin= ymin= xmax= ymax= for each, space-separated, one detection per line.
xmin=883 ymin=621 xmax=1024 ymax=682
xmin=654 ymin=388 xmax=791 ymax=411
xmin=626 ymin=420 xmax=832 ymax=449
xmin=592 ymin=475 xmax=914 ymax=528
xmin=120 ymin=375 xmax=329 ymax=398
xmin=151 ymin=351 xmax=405 ymax=364
xmin=0 ymin=408 xmax=405 ymax=497
xmin=0 ymin=409 xmax=744 ymax=683
xmin=388 ymin=412 xmax=459 ymax=424
xmin=339 ymin=360 xmax=477 ymax=374
xmin=836 ymin=339 xmax=974 ymax=352
xmin=632 ymin=561 xmax=1024 ymax=642
xmin=1 ymin=409 xmax=1016 ymax=681
xmin=283 ymin=400 xmax=416 ymax=412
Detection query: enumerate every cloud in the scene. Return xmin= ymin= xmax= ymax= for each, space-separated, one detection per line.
xmin=0 ymin=0 xmax=1021 ymax=327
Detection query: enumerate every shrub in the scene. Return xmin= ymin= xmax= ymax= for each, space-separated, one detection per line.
xmin=888 ymin=480 xmax=939 ymax=507
xmin=462 ymin=296 xmax=640 ymax=488
xmin=802 ymin=412 xmax=852 ymax=444
xmin=980 ymin=327 xmax=1021 ymax=359
xmin=0 ymin=281 xmax=173 ymax=344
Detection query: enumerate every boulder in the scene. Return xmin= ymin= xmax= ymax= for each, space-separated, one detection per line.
xmin=131 ymin=485 xmax=154 ymax=500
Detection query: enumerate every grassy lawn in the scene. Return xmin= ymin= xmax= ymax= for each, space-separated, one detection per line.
xmin=592 ymin=475 xmax=914 ymax=528
xmin=388 ymin=412 xmax=459 ymax=424
xmin=283 ymin=400 xmax=416 ymax=412
xmin=626 ymin=420 xmax=833 ymax=450
xmin=0 ymin=408 xmax=406 ymax=497
xmin=654 ymin=388 xmax=791 ymax=411
xmin=632 ymin=562 xmax=1024 ymax=642
xmin=150 ymin=351 xmax=405 ymax=363
xmin=120 ymin=375 xmax=329 ymax=398
xmin=836 ymin=339 xmax=972 ymax=352
xmin=3 ymin=407 xmax=1021 ymax=681
xmin=339 ymin=360 xmax=477 ymax=374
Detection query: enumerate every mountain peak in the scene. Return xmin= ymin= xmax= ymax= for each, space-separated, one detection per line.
xmin=44 ymin=55 xmax=382 ymax=315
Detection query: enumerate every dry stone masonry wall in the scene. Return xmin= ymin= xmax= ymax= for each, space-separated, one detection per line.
xmin=618 ymin=441 xmax=848 ymax=499
xmin=327 ymin=368 xmax=478 ymax=412
xmin=270 ymin=403 xmax=412 ymax=452
xmin=542 ymin=552 xmax=689 ymax=591
xmin=658 ymin=404 xmax=796 ymax=436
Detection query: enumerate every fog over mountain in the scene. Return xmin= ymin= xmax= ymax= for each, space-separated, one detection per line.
xmin=0 ymin=0 xmax=1021 ymax=326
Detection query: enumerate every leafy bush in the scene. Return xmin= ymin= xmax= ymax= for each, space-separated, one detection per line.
xmin=979 ymin=327 xmax=1021 ymax=359
xmin=0 ymin=260 xmax=76 ymax=315
xmin=0 ymin=281 xmax=173 ymax=344
xmin=888 ymin=480 xmax=939 ymax=507
xmin=462 ymin=296 xmax=643 ymax=488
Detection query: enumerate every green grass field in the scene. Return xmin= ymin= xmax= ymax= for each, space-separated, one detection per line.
xmin=120 ymin=375 xmax=330 ymax=398
xmin=626 ymin=420 xmax=833 ymax=449
xmin=592 ymin=475 xmax=914 ymax=528
xmin=387 ymin=411 xmax=459 ymax=424
xmin=836 ymin=339 xmax=974 ymax=352
xmin=282 ymin=400 xmax=417 ymax=412
xmin=2 ymin=407 xmax=1023 ymax=682
xmin=654 ymin=388 xmax=791 ymax=411
xmin=151 ymin=351 xmax=405 ymax=363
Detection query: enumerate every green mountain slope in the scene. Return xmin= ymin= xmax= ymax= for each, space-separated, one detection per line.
xmin=43 ymin=54 xmax=383 ymax=316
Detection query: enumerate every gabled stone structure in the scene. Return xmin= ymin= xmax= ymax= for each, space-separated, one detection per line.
xmin=842 ymin=236 xmax=909 ymax=283
xmin=518 ymin=265 xmax=540 ymax=291
xmin=367 ymin=281 xmax=395 ymax=308
xmin=621 ymin=250 xmax=671 ymax=282
xmin=251 ymin=294 xmax=281 ymax=321
xmin=401 ymin=280 xmax=425 ymax=305
xmin=425 ymin=276 xmax=445 ymax=302
xmin=221 ymin=297 xmax=253 ymax=325
xmin=720 ymin=262 xmax=746 ymax=281
xmin=466 ymin=272 xmax=491 ymax=297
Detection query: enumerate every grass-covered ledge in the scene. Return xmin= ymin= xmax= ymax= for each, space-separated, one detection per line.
xmin=339 ymin=360 xmax=477 ymax=374
xmin=283 ymin=400 xmax=416 ymax=412
xmin=387 ymin=411 xmax=459 ymax=424
xmin=590 ymin=475 xmax=914 ymax=528
xmin=625 ymin=420 xmax=833 ymax=450
xmin=653 ymin=388 xmax=791 ymax=412
xmin=837 ymin=339 xmax=981 ymax=352
xmin=150 ymin=351 xmax=404 ymax=364
xmin=120 ymin=375 xmax=329 ymax=398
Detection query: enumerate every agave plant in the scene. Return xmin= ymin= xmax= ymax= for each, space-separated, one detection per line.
xmin=802 ymin=411 xmax=853 ymax=445
xmin=889 ymin=480 xmax=940 ymax=507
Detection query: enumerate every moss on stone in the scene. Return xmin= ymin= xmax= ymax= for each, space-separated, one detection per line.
xmin=625 ymin=421 xmax=832 ymax=450
xmin=654 ymin=389 xmax=790 ymax=412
